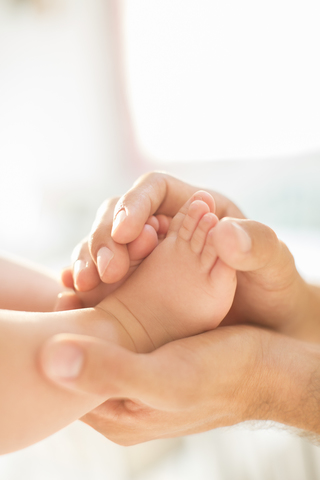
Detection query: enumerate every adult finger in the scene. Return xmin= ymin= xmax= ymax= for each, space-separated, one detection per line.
xmin=209 ymin=218 xmax=308 ymax=331
xmin=110 ymin=172 xmax=217 ymax=244
xmin=70 ymin=217 xmax=160 ymax=289
xmin=210 ymin=218 xmax=294 ymax=274
xmin=40 ymin=334 xmax=214 ymax=411
xmin=156 ymin=214 xmax=171 ymax=238
xmin=54 ymin=292 xmax=83 ymax=311
xmin=70 ymin=240 xmax=101 ymax=291
xmin=88 ymin=173 xmax=243 ymax=275
xmin=60 ymin=267 xmax=74 ymax=289
xmin=39 ymin=326 xmax=258 ymax=412
xmin=83 ymin=197 xmax=131 ymax=284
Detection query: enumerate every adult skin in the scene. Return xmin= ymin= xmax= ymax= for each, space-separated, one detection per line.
xmin=47 ymin=172 xmax=320 ymax=444
xmin=42 ymin=325 xmax=320 ymax=445
xmin=61 ymin=172 xmax=320 ymax=340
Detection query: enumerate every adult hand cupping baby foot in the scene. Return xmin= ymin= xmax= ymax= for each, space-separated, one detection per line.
xmin=41 ymin=324 xmax=320 ymax=444
xmin=63 ymin=172 xmax=314 ymax=339
xmin=47 ymin=171 xmax=320 ymax=446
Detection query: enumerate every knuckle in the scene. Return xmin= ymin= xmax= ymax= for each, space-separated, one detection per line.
xmin=135 ymin=171 xmax=168 ymax=197
xmin=87 ymin=233 xmax=95 ymax=255
xmin=265 ymin=224 xmax=279 ymax=247
xmin=71 ymin=240 xmax=87 ymax=262
xmin=96 ymin=197 xmax=119 ymax=218
xmin=134 ymin=171 xmax=162 ymax=185
xmin=279 ymin=240 xmax=296 ymax=270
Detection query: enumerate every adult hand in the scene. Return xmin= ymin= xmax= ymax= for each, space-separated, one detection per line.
xmin=67 ymin=173 xmax=243 ymax=292
xmin=58 ymin=193 xmax=171 ymax=308
xmin=60 ymin=172 xmax=315 ymax=341
xmin=41 ymin=324 xmax=320 ymax=445
xmin=50 ymin=171 xmax=320 ymax=444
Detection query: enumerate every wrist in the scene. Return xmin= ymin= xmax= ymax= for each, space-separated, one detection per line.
xmin=283 ymin=282 xmax=320 ymax=343
xmin=299 ymin=284 xmax=320 ymax=343
xmin=245 ymin=329 xmax=320 ymax=434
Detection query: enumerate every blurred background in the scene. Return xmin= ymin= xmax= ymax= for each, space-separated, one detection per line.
xmin=1 ymin=0 xmax=320 ymax=478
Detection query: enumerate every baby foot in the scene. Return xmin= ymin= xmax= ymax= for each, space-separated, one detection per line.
xmin=101 ymin=192 xmax=237 ymax=350
xmin=57 ymin=215 xmax=171 ymax=310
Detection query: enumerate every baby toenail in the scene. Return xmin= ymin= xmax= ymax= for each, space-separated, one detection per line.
xmin=194 ymin=194 xmax=203 ymax=201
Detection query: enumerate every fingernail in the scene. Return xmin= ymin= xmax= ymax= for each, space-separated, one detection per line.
xmin=43 ymin=342 xmax=84 ymax=380
xmin=73 ymin=260 xmax=87 ymax=290
xmin=74 ymin=260 xmax=86 ymax=278
xmin=231 ymin=222 xmax=252 ymax=252
xmin=97 ymin=247 xmax=114 ymax=278
xmin=112 ymin=209 xmax=127 ymax=235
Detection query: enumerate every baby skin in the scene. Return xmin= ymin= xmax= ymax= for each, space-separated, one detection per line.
xmin=60 ymin=214 xmax=171 ymax=308
xmin=1 ymin=191 xmax=236 ymax=453
xmin=95 ymin=191 xmax=237 ymax=353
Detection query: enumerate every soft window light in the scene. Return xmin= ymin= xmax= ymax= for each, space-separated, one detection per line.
xmin=123 ymin=0 xmax=320 ymax=161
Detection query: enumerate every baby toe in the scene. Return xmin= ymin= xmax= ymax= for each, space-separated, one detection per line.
xmin=200 ymin=226 xmax=219 ymax=272
xmin=190 ymin=213 xmax=218 ymax=254
xmin=178 ymin=200 xmax=210 ymax=242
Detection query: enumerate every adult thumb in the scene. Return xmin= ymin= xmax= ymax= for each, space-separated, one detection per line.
xmin=40 ymin=334 xmax=167 ymax=403
xmin=210 ymin=217 xmax=293 ymax=274
xmin=39 ymin=333 xmax=199 ymax=410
